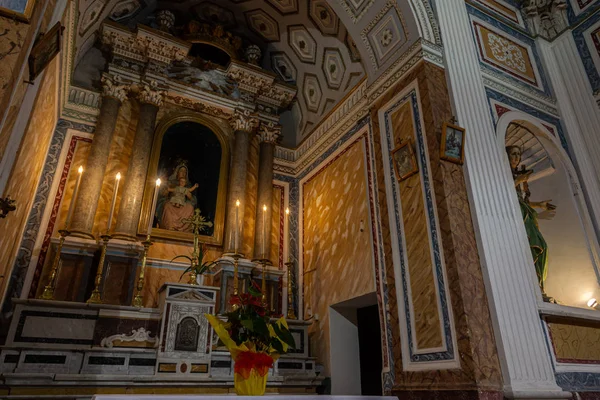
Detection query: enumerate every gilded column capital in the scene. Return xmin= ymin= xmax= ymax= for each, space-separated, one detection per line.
xmin=138 ymin=80 xmax=166 ymax=107
xmin=101 ymin=74 xmax=130 ymax=103
xmin=231 ymin=109 xmax=259 ymax=133
xmin=257 ymin=122 xmax=281 ymax=144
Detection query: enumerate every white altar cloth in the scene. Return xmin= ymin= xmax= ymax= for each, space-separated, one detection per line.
xmin=93 ymin=396 xmax=398 ymax=400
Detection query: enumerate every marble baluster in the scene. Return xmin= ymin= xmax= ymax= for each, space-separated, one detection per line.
xmin=253 ymin=122 xmax=281 ymax=261
xmin=69 ymin=74 xmax=129 ymax=239
xmin=113 ymin=81 xmax=164 ymax=240
xmin=223 ymin=109 xmax=259 ymax=255
xmin=436 ymin=1 xmax=567 ymax=398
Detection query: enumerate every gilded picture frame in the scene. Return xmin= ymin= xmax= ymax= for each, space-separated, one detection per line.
xmin=391 ymin=141 xmax=419 ymax=182
xmin=0 ymin=0 xmax=36 ymax=22
xmin=440 ymin=122 xmax=466 ymax=165
xmin=138 ymin=114 xmax=230 ymax=245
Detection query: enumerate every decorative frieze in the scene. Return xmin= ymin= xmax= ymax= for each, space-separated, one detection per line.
xmin=230 ymin=109 xmax=260 ymax=133
xmin=137 ymin=80 xmax=166 ymax=107
xmin=258 ymin=122 xmax=282 ymax=144
xmin=522 ymin=0 xmax=568 ymax=40
xmin=226 ymin=61 xmax=274 ymax=95
xmin=101 ymin=74 xmax=129 ymax=103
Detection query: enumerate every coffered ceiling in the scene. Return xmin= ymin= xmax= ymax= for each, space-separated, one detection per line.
xmin=74 ymin=0 xmax=435 ymax=146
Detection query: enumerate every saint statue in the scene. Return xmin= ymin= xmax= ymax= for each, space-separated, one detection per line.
xmin=506 ymin=146 xmax=556 ymax=300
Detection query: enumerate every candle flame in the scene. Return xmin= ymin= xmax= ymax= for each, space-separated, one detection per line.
xmin=156 ymin=178 xmax=161 ymax=186
xmin=263 ymin=204 xmax=267 ymax=212
xmin=116 ymin=172 xmax=121 ymax=180
xmin=236 ymin=199 xmax=240 ymax=207
xmin=78 ymin=166 xmax=83 ymax=174
xmin=285 ymin=208 xmax=290 ymax=215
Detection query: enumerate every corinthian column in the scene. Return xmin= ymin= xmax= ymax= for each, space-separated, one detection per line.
xmin=253 ymin=122 xmax=280 ymax=260
xmin=436 ymin=1 xmax=567 ymax=398
xmin=70 ymin=74 xmax=129 ymax=239
xmin=113 ymin=81 xmax=165 ymax=240
xmin=223 ymin=109 xmax=259 ymax=255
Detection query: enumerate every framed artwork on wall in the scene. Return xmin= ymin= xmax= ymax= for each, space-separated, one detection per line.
xmin=391 ymin=141 xmax=419 ymax=182
xmin=440 ymin=122 xmax=466 ymax=165
xmin=28 ymin=22 xmax=63 ymax=82
xmin=0 ymin=0 xmax=36 ymax=22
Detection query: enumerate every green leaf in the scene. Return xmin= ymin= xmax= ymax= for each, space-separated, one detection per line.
xmin=273 ymin=323 xmax=296 ymax=349
xmin=271 ymin=339 xmax=284 ymax=354
xmin=253 ymin=317 xmax=269 ymax=337
xmin=241 ymin=319 xmax=253 ymax=332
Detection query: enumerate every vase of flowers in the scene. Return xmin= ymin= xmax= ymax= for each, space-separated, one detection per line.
xmin=205 ymin=282 xmax=295 ymax=395
xmin=174 ymin=242 xmax=230 ymax=286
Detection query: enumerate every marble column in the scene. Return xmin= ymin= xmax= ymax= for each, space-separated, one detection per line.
xmin=436 ymin=1 xmax=568 ymax=398
xmin=113 ymin=81 xmax=164 ymax=240
xmin=69 ymin=74 xmax=129 ymax=239
xmin=223 ymin=109 xmax=259 ymax=255
xmin=253 ymin=122 xmax=281 ymax=260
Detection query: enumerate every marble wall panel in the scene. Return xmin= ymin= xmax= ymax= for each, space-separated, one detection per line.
xmin=302 ymin=138 xmax=376 ymax=375
xmin=547 ymin=318 xmax=600 ymax=363
xmin=389 ymin=100 xmax=443 ymax=350
xmin=0 ymin=58 xmax=58 ymax=302
xmin=369 ymin=62 xmax=502 ymax=391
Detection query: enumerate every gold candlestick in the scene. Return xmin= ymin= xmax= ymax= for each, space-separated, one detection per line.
xmin=86 ymin=234 xmax=111 ymax=304
xmin=285 ymin=260 xmax=296 ymax=319
xmin=230 ymin=253 xmax=241 ymax=311
xmin=39 ymin=229 xmax=70 ymax=300
xmin=132 ymin=234 xmax=152 ymax=307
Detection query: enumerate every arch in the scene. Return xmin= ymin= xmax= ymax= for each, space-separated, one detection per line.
xmin=137 ymin=112 xmax=231 ymax=245
xmin=496 ymin=111 xmax=600 ymax=307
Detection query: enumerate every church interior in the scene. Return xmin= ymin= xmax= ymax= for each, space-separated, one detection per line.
xmin=1 ymin=0 xmax=600 ymax=398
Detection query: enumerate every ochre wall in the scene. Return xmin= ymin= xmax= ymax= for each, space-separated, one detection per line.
xmin=369 ymin=61 xmax=503 ymax=394
xmin=546 ymin=317 xmax=600 ymax=364
xmin=302 ymin=138 xmax=376 ymax=375
xmin=0 ymin=0 xmax=57 ymax=161
xmin=0 ymin=57 xmax=58 ymax=302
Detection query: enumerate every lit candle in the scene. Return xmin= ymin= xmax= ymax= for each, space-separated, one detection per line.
xmin=65 ymin=166 xmax=83 ymax=230
xmin=262 ymin=204 xmax=267 ymax=259
xmin=285 ymin=207 xmax=290 ymax=262
xmin=148 ymin=178 xmax=161 ymax=234
xmin=106 ymin=172 xmax=121 ymax=233
xmin=235 ymin=199 xmax=240 ymax=254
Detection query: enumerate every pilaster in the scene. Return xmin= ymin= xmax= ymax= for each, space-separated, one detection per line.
xmin=436 ymin=1 xmax=568 ymax=398
xmin=538 ymin=35 xmax=600 ymax=228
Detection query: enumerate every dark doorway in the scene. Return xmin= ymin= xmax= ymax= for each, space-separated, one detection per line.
xmin=357 ymin=304 xmax=382 ymax=395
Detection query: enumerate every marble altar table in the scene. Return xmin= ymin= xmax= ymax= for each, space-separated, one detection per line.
xmin=93 ymin=397 xmax=398 ymax=400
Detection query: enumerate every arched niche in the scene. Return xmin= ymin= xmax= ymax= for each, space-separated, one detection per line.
xmin=497 ymin=112 xmax=600 ymax=308
xmin=138 ymin=114 xmax=230 ymax=245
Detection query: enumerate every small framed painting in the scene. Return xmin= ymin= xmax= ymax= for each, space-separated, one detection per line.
xmin=391 ymin=141 xmax=419 ymax=182
xmin=28 ymin=22 xmax=63 ymax=82
xmin=0 ymin=0 xmax=36 ymax=22
xmin=440 ymin=122 xmax=466 ymax=165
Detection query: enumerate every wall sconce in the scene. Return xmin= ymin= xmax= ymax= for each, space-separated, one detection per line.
xmin=587 ymin=298 xmax=598 ymax=309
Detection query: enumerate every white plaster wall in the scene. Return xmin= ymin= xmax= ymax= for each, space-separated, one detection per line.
xmin=530 ymin=160 xmax=600 ymax=307
xmin=329 ymin=307 xmax=361 ymax=395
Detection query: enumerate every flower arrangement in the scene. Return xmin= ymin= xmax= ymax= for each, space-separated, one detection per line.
xmin=205 ymin=281 xmax=295 ymax=395
xmin=174 ymin=243 xmax=230 ymax=285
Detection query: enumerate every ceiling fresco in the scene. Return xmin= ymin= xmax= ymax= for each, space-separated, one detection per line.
xmin=73 ymin=0 xmax=434 ymax=146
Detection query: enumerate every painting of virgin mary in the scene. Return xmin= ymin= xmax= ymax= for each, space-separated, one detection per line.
xmin=147 ymin=120 xmax=225 ymax=240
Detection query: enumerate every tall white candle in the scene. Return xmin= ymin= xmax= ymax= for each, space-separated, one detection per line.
xmin=235 ymin=199 xmax=240 ymax=254
xmin=148 ymin=178 xmax=161 ymax=234
xmin=107 ymin=172 xmax=121 ymax=233
xmin=285 ymin=207 xmax=290 ymax=262
xmin=262 ymin=204 xmax=267 ymax=259
xmin=65 ymin=166 xmax=83 ymax=230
